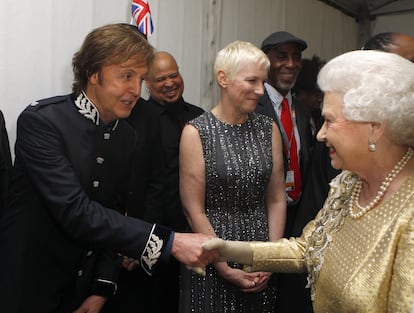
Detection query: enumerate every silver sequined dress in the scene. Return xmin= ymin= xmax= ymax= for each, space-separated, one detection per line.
xmin=180 ymin=111 xmax=277 ymax=313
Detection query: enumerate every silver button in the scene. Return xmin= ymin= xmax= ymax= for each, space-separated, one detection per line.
xmin=93 ymin=181 xmax=100 ymax=188
xmin=96 ymin=157 xmax=104 ymax=164
xmin=104 ymin=133 xmax=110 ymax=140
xmin=86 ymin=250 xmax=93 ymax=257
xmin=78 ymin=270 xmax=83 ymax=276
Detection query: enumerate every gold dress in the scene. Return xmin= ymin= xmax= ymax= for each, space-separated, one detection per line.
xmin=249 ymin=171 xmax=414 ymax=312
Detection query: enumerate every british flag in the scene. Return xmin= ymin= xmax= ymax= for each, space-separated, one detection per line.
xmin=131 ymin=0 xmax=154 ymax=37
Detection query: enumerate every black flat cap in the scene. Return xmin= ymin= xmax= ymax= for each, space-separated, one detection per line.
xmin=261 ymin=31 xmax=307 ymax=52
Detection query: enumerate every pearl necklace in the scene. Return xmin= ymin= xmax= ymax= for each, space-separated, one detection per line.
xmin=349 ymin=147 xmax=413 ymax=219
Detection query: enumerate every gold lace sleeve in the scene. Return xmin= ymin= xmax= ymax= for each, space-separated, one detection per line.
xmin=248 ymin=219 xmax=316 ymax=273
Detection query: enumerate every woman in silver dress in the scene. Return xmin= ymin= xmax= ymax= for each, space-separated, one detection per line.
xmin=179 ymin=41 xmax=286 ymax=312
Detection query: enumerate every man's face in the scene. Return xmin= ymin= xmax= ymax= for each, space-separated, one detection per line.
xmin=391 ymin=34 xmax=414 ymax=62
xmin=266 ymin=42 xmax=302 ymax=95
xmin=86 ymin=56 xmax=147 ymax=124
xmin=145 ymin=56 xmax=184 ymax=104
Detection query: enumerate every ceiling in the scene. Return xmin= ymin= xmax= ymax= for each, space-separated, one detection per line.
xmin=320 ymin=0 xmax=414 ymax=18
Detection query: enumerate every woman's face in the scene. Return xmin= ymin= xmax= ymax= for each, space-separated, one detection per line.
xmin=317 ymin=92 xmax=370 ymax=171
xmin=226 ymin=62 xmax=268 ymax=113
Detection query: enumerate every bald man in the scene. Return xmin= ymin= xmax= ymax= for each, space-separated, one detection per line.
xmin=104 ymin=52 xmax=204 ymax=313
xmin=143 ymin=51 xmax=204 ymax=233
xmin=362 ymin=32 xmax=414 ymax=62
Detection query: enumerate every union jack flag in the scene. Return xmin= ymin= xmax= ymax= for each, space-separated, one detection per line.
xmin=131 ymin=0 xmax=154 ymax=37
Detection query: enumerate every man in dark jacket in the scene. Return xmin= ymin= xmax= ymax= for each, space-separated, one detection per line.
xmin=255 ymin=31 xmax=314 ymax=313
xmin=255 ymin=31 xmax=313 ymax=236
xmin=0 ymin=24 xmax=216 ymax=313
xmin=109 ymin=51 xmax=204 ymax=313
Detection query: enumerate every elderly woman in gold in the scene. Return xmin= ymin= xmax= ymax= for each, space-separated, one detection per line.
xmin=204 ymin=50 xmax=414 ymax=312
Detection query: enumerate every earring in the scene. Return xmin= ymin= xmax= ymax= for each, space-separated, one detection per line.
xmin=368 ymin=142 xmax=376 ymax=152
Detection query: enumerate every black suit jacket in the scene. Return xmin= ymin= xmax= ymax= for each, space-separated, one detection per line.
xmin=0 ymin=95 xmax=172 ymax=313
xmin=255 ymin=90 xmax=313 ymax=191
xmin=126 ymin=98 xmax=165 ymax=223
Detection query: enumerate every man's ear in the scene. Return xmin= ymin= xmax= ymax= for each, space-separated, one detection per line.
xmin=217 ymin=70 xmax=229 ymax=88
xmin=89 ymin=72 xmax=98 ymax=85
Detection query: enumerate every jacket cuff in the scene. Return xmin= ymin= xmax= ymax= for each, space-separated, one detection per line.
xmin=91 ymin=279 xmax=117 ymax=298
xmin=140 ymin=224 xmax=172 ymax=275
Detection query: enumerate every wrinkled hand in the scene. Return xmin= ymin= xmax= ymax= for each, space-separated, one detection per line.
xmin=203 ymin=238 xmax=253 ymax=265
xmin=73 ymin=295 xmax=106 ymax=313
xmin=172 ymin=233 xmax=220 ymax=276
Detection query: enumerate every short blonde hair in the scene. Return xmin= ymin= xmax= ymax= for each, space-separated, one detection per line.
xmin=214 ymin=41 xmax=270 ymax=81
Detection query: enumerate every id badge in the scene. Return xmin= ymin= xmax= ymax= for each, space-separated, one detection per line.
xmin=285 ymin=170 xmax=295 ymax=191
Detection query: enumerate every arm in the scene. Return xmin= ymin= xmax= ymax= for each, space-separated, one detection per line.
xmin=388 ymin=214 xmax=414 ymax=312
xmin=204 ymin=218 xmax=318 ymax=273
xmin=16 ymin=108 xmax=215 ymax=272
xmin=203 ymin=234 xmax=309 ymax=274
xmin=266 ymin=122 xmax=287 ymax=241
xmin=15 ymin=110 xmax=157 ymax=258
xmin=179 ymin=124 xmax=260 ymax=289
xmin=74 ymin=251 xmax=121 ymax=313
xmin=179 ymin=124 xmax=210 ymax=235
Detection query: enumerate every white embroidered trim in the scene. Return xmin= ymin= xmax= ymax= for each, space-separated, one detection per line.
xmin=75 ymin=92 xmax=100 ymax=125
xmin=141 ymin=224 xmax=163 ymax=275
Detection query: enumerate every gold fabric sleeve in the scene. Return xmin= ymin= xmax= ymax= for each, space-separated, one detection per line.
xmin=249 ymin=219 xmax=316 ymax=273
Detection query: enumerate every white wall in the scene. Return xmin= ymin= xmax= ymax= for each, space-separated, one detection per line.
xmin=372 ymin=12 xmax=414 ymax=38
xmin=6 ymin=0 xmax=403 ymax=156
xmin=1 ymin=0 xmax=132 ymax=156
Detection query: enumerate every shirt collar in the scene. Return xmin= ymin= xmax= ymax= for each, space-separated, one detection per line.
xmin=264 ymin=82 xmax=293 ymax=109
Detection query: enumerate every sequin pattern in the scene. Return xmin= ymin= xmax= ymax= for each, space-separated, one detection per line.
xmin=249 ymin=171 xmax=414 ymax=313
xmin=180 ymin=112 xmax=276 ymax=312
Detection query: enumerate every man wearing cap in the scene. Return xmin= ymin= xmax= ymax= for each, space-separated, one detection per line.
xmin=256 ymin=31 xmax=314 ymax=313
xmin=256 ymin=31 xmax=312 ymax=235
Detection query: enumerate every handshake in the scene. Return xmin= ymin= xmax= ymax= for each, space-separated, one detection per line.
xmin=188 ymin=238 xmax=254 ymax=276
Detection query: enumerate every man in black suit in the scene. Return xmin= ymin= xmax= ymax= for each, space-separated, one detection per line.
xmin=0 ymin=24 xmax=216 ymax=313
xmin=256 ymin=31 xmax=313 ymax=235
xmin=255 ymin=31 xmax=314 ymax=313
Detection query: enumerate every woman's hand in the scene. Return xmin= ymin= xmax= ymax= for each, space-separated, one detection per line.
xmin=215 ymin=262 xmax=270 ymax=293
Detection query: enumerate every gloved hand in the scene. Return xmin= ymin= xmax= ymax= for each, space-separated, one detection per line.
xmin=202 ymin=238 xmax=253 ymax=265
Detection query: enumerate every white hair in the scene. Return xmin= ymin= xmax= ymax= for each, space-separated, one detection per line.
xmin=318 ymin=50 xmax=414 ymax=146
xmin=214 ymin=41 xmax=270 ymax=81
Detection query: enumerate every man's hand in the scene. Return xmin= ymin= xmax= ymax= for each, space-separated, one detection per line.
xmin=203 ymin=238 xmax=253 ymax=264
xmin=73 ymin=295 xmax=106 ymax=313
xmin=121 ymin=256 xmax=139 ymax=271
xmin=172 ymin=233 xmax=219 ymax=275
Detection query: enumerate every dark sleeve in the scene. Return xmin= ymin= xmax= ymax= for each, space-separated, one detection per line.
xmin=15 ymin=109 xmax=172 ymax=270
xmin=91 ymin=251 xmax=122 ymax=298
xmin=0 ymin=110 xmax=12 ymax=212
